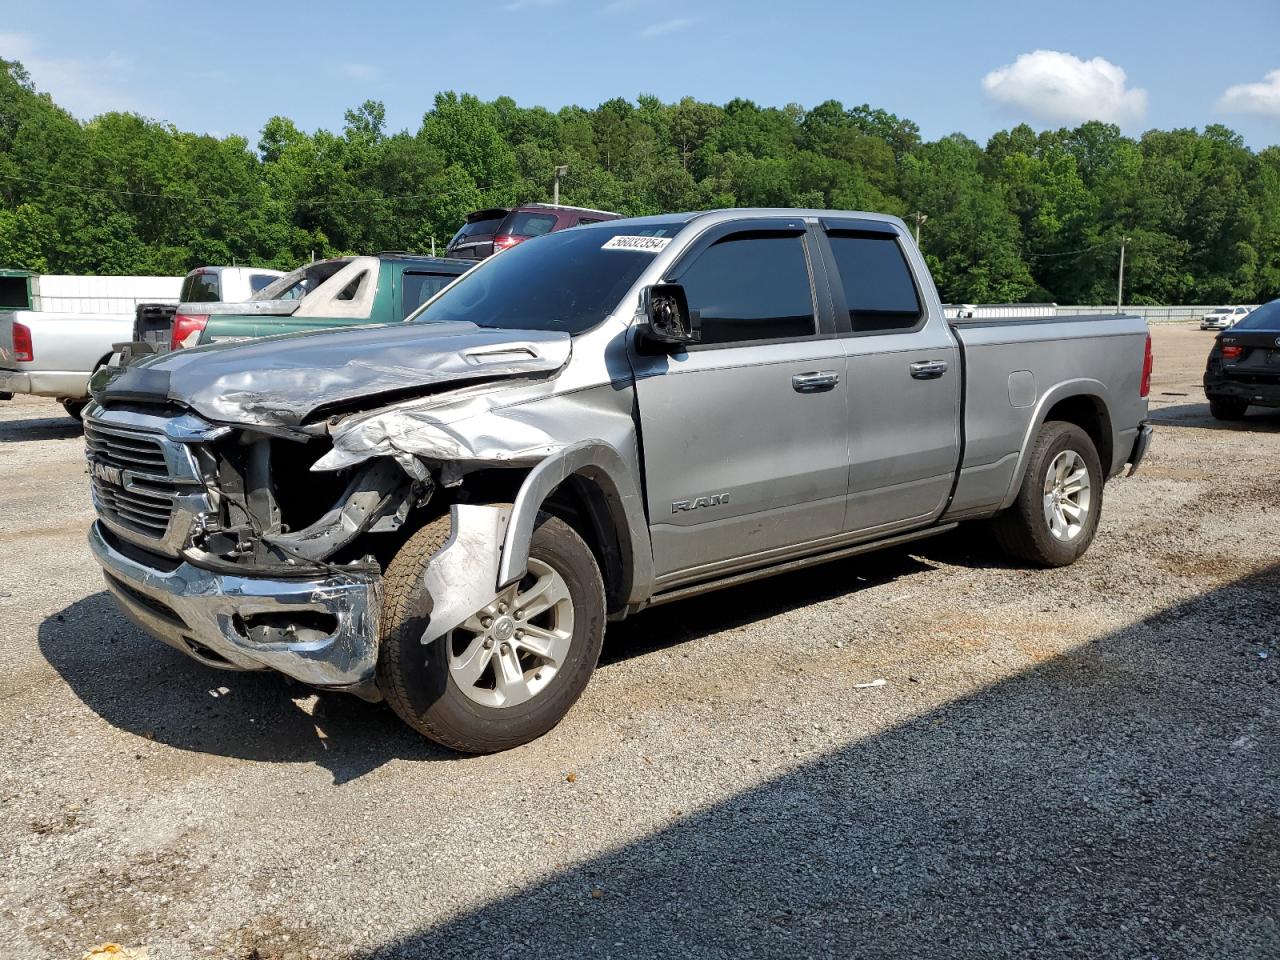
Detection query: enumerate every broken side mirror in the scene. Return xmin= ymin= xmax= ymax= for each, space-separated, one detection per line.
xmin=638 ymin=283 xmax=700 ymax=347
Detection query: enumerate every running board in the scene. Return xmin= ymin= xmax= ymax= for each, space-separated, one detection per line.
xmin=643 ymin=522 xmax=958 ymax=609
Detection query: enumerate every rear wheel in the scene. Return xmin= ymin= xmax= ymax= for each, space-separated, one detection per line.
xmin=61 ymin=399 xmax=87 ymax=421
xmin=993 ymin=421 xmax=1103 ymax=568
xmin=377 ymin=512 xmax=605 ymax=753
xmin=1208 ymin=396 xmax=1248 ymax=421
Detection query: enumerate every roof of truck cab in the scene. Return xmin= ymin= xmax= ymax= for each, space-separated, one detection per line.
xmin=573 ymin=208 xmax=906 ymax=232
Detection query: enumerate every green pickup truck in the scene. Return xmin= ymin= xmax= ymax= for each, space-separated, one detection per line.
xmin=164 ymin=253 xmax=473 ymax=349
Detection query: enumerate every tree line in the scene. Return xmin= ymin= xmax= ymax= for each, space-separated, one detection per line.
xmin=1 ymin=58 xmax=1278 ymax=305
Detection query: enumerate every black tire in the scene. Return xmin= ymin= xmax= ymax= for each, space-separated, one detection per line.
xmin=376 ymin=512 xmax=605 ymax=753
xmin=61 ymin=399 xmax=87 ymax=421
xmin=1208 ymin=396 xmax=1248 ymax=421
xmin=992 ymin=421 xmax=1104 ymax=568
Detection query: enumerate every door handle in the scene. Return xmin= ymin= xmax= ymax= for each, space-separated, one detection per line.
xmin=909 ymin=360 xmax=949 ymax=380
xmin=792 ymin=371 xmax=840 ymax=393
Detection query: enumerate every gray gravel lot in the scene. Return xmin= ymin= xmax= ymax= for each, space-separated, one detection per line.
xmin=1 ymin=323 xmax=1277 ymax=959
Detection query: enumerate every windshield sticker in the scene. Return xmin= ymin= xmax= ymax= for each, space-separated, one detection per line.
xmin=602 ymin=235 xmax=671 ymax=253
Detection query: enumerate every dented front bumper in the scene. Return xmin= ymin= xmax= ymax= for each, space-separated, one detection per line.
xmin=90 ymin=521 xmax=380 ymax=688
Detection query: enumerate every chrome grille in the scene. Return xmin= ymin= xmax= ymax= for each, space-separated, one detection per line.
xmin=84 ymin=420 xmax=181 ymax=540
xmin=84 ymin=421 xmax=168 ymax=472
xmin=90 ymin=476 xmax=175 ymax=536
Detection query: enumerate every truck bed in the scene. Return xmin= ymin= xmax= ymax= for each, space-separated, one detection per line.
xmin=945 ymin=312 xmax=1149 ymax=518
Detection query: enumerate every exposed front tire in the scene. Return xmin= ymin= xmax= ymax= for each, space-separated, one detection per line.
xmin=1208 ymin=396 xmax=1248 ymax=421
xmin=61 ymin=399 xmax=87 ymax=421
xmin=993 ymin=421 xmax=1103 ymax=568
xmin=376 ymin=512 xmax=605 ymax=754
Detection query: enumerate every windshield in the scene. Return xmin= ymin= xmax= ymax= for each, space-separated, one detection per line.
xmin=412 ymin=219 xmax=687 ymax=334
xmin=1232 ymin=301 xmax=1277 ymax=330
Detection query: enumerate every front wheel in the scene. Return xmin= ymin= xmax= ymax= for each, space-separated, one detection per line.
xmin=377 ymin=512 xmax=605 ymax=753
xmin=61 ymin=399 xmax=87 ymax=421
xmin=993 ymin=421 xmax=1103 ymax=568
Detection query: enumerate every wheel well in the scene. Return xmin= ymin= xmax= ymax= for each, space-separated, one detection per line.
xmin=540 ymin=473 xmax=629 ymax=615
xmin=1044 ymin=395 xmax=1112 ymax=472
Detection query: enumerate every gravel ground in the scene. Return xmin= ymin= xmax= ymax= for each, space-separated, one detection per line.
xmin=1 ymin=323 xmax=1276 ymax=959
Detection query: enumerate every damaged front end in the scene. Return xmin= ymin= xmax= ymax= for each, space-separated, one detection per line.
xmin=84 ymin=404 xmax=429 ymax=697
xmin=85 ymin=325 xmax=593 ymax=701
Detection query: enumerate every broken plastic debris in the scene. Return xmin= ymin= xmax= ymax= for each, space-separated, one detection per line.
xmin=82 ymin=946 xmax=149 ymax=960
xmin=854 ymin=678 xmax=888 ymax=689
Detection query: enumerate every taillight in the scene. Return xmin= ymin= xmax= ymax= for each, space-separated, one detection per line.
xmin=170 ymin=313 xmax=209 ymax=350
xmin=1140 ymin=332 xmax=1153 ymax=398
xmin=492 ymin=235 xmax=525 ymax=253
xmin=1221 ymin=344 xmax=1245 ymax=361
xmin=12 ymin=321 xmax=33 ymax=362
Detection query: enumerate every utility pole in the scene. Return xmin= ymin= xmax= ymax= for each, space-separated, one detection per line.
xmin=553 ymin=164 xmax=569 ymax=206
xmin=1117 ymin=235 xmax=1130 ymax=311
xmin=913 ymin=212 xmax=928 ymax=245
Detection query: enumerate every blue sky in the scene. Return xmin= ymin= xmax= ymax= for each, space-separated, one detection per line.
xmin=4 ymin=0 xmax=1280 ymax=148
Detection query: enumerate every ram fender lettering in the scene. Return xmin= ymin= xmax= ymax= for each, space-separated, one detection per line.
xmin=671 ymin=493 xmax=730 ymax=513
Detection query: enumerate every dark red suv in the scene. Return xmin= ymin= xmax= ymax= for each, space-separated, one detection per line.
xmin=445 ymin=204 xmax=621 ymax=260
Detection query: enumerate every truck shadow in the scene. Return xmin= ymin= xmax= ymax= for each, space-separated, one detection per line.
xmin=1149 ymin=401 xmax=1280 ymax=432
xmin=39 ymin=537 xmax=999 ymax=784
xmin=354 ymin=562 xmax=1280 ymax=960
xmin=37 ymin=591 xmax=445 ymax=784
xmin=602 ymin=533 xmax=1003 ymax=666
xmin=0 ymin=410 xmax=82 ymax=442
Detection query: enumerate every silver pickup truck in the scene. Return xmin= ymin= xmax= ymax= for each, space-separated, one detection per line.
xmin=83 ymin=209 xmax=1154 ymax=753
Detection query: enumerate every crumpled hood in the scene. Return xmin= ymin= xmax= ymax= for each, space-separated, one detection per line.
xmin=96 ymin=321 xmax=573 ymax=428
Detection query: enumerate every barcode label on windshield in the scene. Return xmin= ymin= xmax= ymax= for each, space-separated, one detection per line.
xmin=602 ymin=235 xmax=671 ymax=253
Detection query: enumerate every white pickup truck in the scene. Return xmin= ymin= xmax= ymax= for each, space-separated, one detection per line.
xmin=0 ymin=266 xmax=280 ymax=418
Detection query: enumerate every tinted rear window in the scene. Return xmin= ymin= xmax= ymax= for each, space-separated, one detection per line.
xmin=248 ymin=273 xmax=278 ymax=293
xmin=827 ymin=233 xmax=922 ymax=332
xmin=413 ymin=220 xmax=686 ymax=335
xmin=180 ymin=272 xmax=220 ymax=302
xmin=401 ymin=272 xmax=460 ymax=319
xmin=451 ymin=217 xmax=505 ymax=243
xmin=502 ymin=212 xmax=558 ymax=237
xmin=1233 ymin=301 xmax=1279 ymax=330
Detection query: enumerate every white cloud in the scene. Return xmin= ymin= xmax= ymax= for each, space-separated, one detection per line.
xmin=340 ymin=62 xmax=382 ymax=81
xmin=982 ymin=50 xmax=1148 ymax=126
xmin=640 ymin=17 xmax=696 ymax=37
xmin=0 ymin=31 xmax=147 ymax=120
xmin=1218 ymin=69 xmax=1280 ymax=118
xmin=503 ymin=0 xmax=561 ymax=10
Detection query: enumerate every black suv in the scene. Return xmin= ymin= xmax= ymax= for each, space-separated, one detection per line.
xmin=445 ymin=204 xmax=621 ymax=260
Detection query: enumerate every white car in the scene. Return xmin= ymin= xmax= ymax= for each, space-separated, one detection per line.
xmin=1200 ymin=306 xmax=1251 ymax=330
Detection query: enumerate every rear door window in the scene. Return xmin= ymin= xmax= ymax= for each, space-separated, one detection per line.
xmin=502 ymin=212 xmax=558 ymax=238
xmin=401 ymin=272 xmax=458 ymax=319
xmin=677 ymin=234 xmax=816 ymax=345
xmin=827 ymin=233 xmax=922 ymax=333
xmin=180 ymin=272 xmax=220 ymax=302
